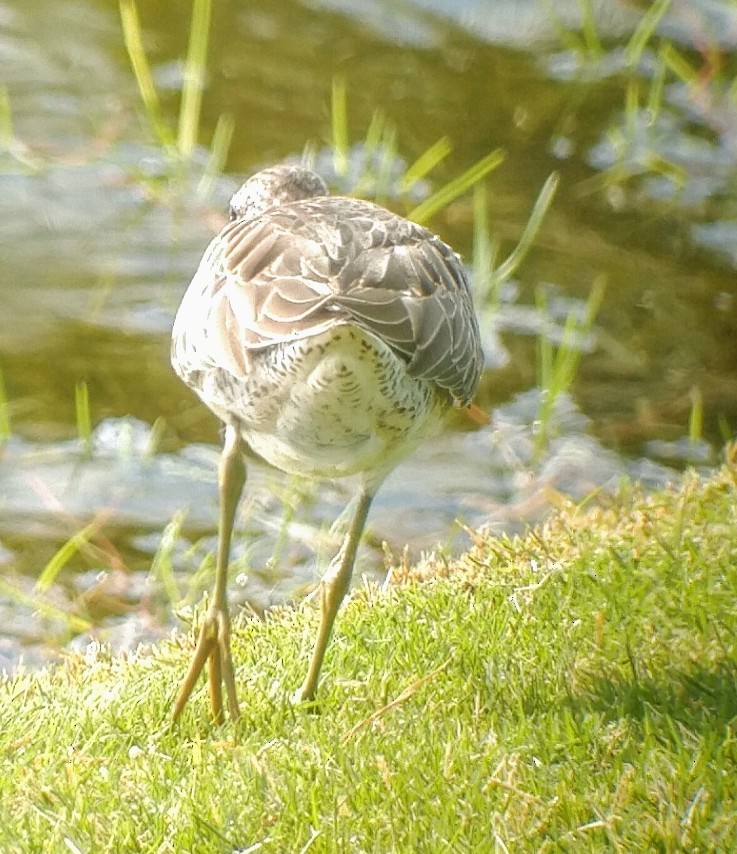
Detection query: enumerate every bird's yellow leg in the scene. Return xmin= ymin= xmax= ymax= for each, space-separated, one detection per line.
xmin=294 ymin=490 xmax=374 ymax=705
xmin=172 ymin=424 xmax=246 ymax=723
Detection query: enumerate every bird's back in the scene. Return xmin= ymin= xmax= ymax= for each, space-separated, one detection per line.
xmin=171 ymin=172 xmax=483 ymax=480
xmin=174 ymin=196 xmax=481 ymax=394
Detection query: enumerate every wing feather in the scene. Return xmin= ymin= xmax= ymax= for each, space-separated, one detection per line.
xmin=173 ymin=196 xmax=483 ymax=404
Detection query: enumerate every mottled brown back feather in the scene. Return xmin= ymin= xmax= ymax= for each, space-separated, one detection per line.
xmin=184 ymin=195 xmax=482 ymax=404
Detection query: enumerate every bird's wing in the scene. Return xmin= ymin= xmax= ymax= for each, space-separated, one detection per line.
xmin=174 ymin=197 xmax=482 ymax=405
xmin=329 ymin=208 xmax=483 ymax=405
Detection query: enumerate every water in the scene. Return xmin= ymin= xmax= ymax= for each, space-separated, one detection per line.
xmin=1 ymin=0 xmax=735 ymax=670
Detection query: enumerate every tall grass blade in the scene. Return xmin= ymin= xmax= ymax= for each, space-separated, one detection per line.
xmin=374 ymin=123 xmax=397 ymax=202
xmin=331 ymin=76 xmax=349 ymax=178
xmin=119 ymin=0 xmax=173 ymax=148
xmin=626 ymin=0 xmax=673 ymax=66
xmin=150 ymin=512 xmax=186 ymax=607
xmin=197 ymin=111 xmax=235 ymax=197
xmin=718 ymin=414 xmax=732 ymax=446
xmin=578 ymin=0 xmax=603 ymax=56
xmin=178 ymin=0 xmax=213 ymax=159
xmin=75 ymin=380 xmax=93 ymax=458
xmin=689 ymin=387 xmax=703 ymax=445
xmin=0 ymin=578 xmax=92 ymax=634
xmin=0 ymin=86 xmax=13 ymax=148
xmin=264 ymin=478 xmax=302 ymax=576
xmin=546 ymin=7 xmax=584 ymax=54
xmin=658 ymin=42 xmax=698 ymax=85
xmin=471 ymin=182 xmax=499 ymax=310
xmin=408 ymin=148 xmax=505 ymax=225
xmin=0 ymin=362 xmax=10 ymax=443
xmin=624 ymin=78 xmax=639 ymax=143
xmin=646 ymin=54 xmax=666 ymax=121
xmin=36 ymin=521 xmax=101 ymax=593
xmin=363 ymin=109 xmax=386 ymax=157
xmin=349 ymin=109 xmax=387 ymax=198
xmin=494 ymin=172 xmax=559 ymax=284
xmin=535 ymin=275 xmax=606 ymax=456
xmin=536 ymin=288 xmax=554 ymax=396
xmin=400 ymin=136 xmax=452 ymax=194
xmin=643 ymin=154 xmax=686 ymax=188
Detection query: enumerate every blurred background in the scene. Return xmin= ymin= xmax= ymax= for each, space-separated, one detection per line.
xmin=0 ymin=0 xmax=735 ymax=670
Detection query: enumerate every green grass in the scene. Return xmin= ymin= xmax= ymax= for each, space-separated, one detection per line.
xmin=119 ymin=0 xmax=233 ymax=194
xmin=553 ymin=0 xmax=733 ymax=199
xmin=0 ymin=361 xmax=10 ymax=444
xmin=534 ymin=275 xmax=606 ymax=455
xmin=74 ymin=379 xmax=93 ymax=459
xmin=2 ymin=458 xmax=736 ymax=851
xmin=322 ymin=76 xmax=506 ymax=219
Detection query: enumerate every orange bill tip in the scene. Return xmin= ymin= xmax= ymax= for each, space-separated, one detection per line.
xmin=463 ymin=402 xmax=490 ymax=426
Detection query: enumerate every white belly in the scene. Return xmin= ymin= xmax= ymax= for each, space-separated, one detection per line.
xmin=200 ymin=325 xmax=447 ymax=482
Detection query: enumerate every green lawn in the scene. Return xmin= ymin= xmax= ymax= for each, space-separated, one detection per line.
xmin=2 ymin=459 xmax=735 ymax=852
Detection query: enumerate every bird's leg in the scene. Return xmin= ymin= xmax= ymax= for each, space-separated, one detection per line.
xmin=294 ymin=489 xmax=374 ymax=704
xmin=172 ymin=424 xmax=246 ymax=723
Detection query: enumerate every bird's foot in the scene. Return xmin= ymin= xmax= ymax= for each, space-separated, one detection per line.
xmin=172 ymin=606 xmax=240 ymax=724
xmin=290 ymin=686 xmax=309 ymax=705
xmin=290 ymin=682 xmax=321 ymax=713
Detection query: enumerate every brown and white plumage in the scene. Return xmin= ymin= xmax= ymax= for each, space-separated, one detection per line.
xmin=170 ymin=164 xmax=483 ymax=722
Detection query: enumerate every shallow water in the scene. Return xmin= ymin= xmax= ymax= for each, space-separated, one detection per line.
xmin=0 ymin=0 xmax=735 ymax=670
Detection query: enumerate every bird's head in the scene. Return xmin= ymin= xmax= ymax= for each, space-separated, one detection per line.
xmin=229 ymin=164 xmax=329 ymax=222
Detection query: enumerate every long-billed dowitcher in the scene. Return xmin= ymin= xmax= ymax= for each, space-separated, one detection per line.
xmin=170 ymin=164 xmax=483 ymax=722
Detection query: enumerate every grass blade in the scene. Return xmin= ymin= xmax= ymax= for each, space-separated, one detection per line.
xmin=471 ymin=182 xmax=499 ymax=310
xmin=408 ymin=148 xmax=505 ymax=225
xmin=149 ymin=512 xmax=186 ymax=607
xmin=626 ymin=0 xmax=673 ymax=66
xmin=0 ymin=578 xmax=92 ymax=634
xmin=119 ymin=0 xmax=173 ymax=148
xmin=0 ymin=362 xmax=10 ymax=443
xmin=578 ymin=0 xmax=603 ymax=56
xmin=178 ymin=0 xmax=213 ymax=159
xmin=0 ymin=86 xmax=13 ymax=148
xmin=400 ymin=136 xmax=452 ymax=194
xmin=35 ymin=521 xmax=101 ymax=593
xmin=689 ymin=387 xmax=703 ymax=445
xmin=494 ymin=171 xmax=559 ymax=284
xmin=197 ymin=111 xmax=235 ymax=197
xmin=658 ymin=42 xmax=698 ymax=86
xmin=75 ymin=380 xmax=93 ymax=459
xmin=534 ymin=275 xmax=606 ymax=456
xmin=331 ymin=76 xmax=349 ymax=178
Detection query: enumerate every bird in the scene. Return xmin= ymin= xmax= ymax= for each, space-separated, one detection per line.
xmin=170 ymin=163 xmax=483 ymax=723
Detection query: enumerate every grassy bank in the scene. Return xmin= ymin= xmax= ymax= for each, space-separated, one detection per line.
xmin=1 ymin=458 xmax=736 ymax=852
